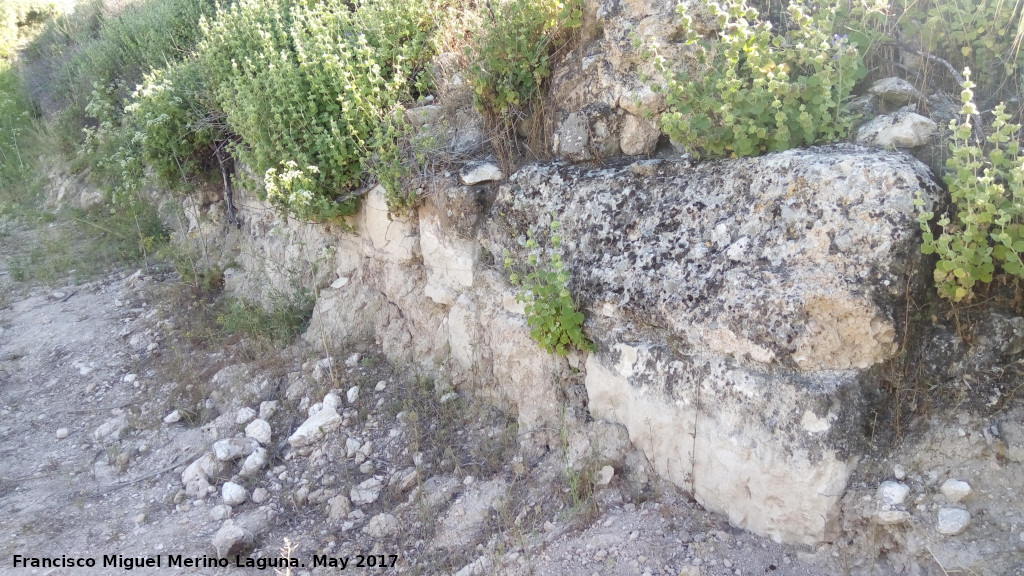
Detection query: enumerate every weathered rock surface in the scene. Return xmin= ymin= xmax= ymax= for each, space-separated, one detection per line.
xmin=940 ymin=479 xmax=972 ymax=503
xmin=288 ymin=406 xmax=342 ymax=447
xmin=350 ymin=478 xmax=384 ymax=506
xmin=459 ymin=161 xmax=503 ymax=185
xmin=492 ymin=147 xmax=938 ymax=544
xmin=857 ymin=107 xmax=938 ymax=148
xmin=937 ymin=508 xmax=971 ymax=535
xmin=245 ymin=418 xmax=271 ymax=446
xmin=212 ymin=521 xmax=253 ymax=558
xmin=213 ymin=437 xmax=258 ymax=461
xmin=222 ymin=482 xmax=248 ymax=506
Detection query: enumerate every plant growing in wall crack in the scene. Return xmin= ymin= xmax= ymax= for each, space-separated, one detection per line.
xmin=505 ymin=220 xmax=594 ymax=355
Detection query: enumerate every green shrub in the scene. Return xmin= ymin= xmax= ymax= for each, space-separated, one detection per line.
xmin=468 ymin=0 xmax=582 ymax=122
xmin=199 ymin=0 xmax=438 ymax=221
xmin=218 ymin=290 xmax=315 ymax=344
xmin=916 ymin=69 xmax=1024 ymax=302
xmin=505 ymin=220 xmax=594 ymax=356
xmin=66 ymin=0 xmax=215 ymax=106
xmin=124 ymin=59 xmax=221 ymax=192
xmin=76 ymin=81 xmax=143 ymax=199
xmin=657 ymin=0 xmax=867 ymax=158
xmin=0 ymin=62 xmax=33 ymax=187
xmin=24 ymin=0 xmax=215 ymax=153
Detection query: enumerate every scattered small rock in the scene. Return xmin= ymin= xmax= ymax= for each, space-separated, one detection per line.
xmin=347 ymin=386 xmax=360 ymax=404
xmin=868 ymin=77 xmax=922 ymax=108
xmin=940 ymin=479 xmax=972 ymax=503
xmin=235 ymin=407 xmax=257 ymax=425
xmin=375 ymin=380 xmax=387 ymax=392
xmin=93 ymin=415 xmax=128 ymax=441
xmin=345 ymin=353 xmax=361 ymax=368
xmin=55 ymin=428 xmax=69 ymax=440
xmin=258 ymin=401 xmax=278 ymax=420
xmin=363 ymin=513 xmax=400 ymax=538
xmin=251 ymin=488 xmax=270 ymax=505
xmin=878 ymin=481 xmax=910 ymax=506
xmin=595 ymin=465 xmax=614 ymax=487
xmin=212 ymin=521 xmax=253 ymax=558
xmin=222 ymin=482 xmax=248 ymax=506
xmin=459 ymin=161 xmax=503 ymax=185
xmin=893 ymin=464 xmax=907 ymax=480
xmin=323 ymin=393 xmax=341 ymax=411
xmin=240 ymin=447 xmax=268 ymax=476
xmin=245 ymin=419 xmax=272 ymax=446
xmin=856 ymin=106 xmax=937 ymax=148
xmin=313 ymin=357 xmax=335 ymax=381
xmin=212 ymin=437 xmax=258 ymax=462
xmin=328 ymin=495 xmax=352 ymax=521
xmin=346 ymin=437 xmax=362 ymax=458
xmin=350 ymin=478 xmax=384 ymax=506
xmin=876 ymin=509 xmax=911 ymax=525
xmin=210 ymin=504 xmax=232 ymax=521
xmin=937 ymin=507 xmax=971 ymax=535
xmin=288 ymin=406 xmax=342 ymax=447
xmin=163 ymin=410 xmax=181 ymax=424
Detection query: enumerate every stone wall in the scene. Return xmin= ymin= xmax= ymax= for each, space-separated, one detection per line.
xmin=195 ymin=144 xmax=939 ymax=545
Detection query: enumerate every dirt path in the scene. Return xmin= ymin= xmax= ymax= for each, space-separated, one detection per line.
xmin=0 ymin=270 xmax=255 ymax=575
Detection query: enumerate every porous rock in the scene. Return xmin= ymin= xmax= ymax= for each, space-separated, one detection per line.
xmin=494 ymin=147 xmax=939 ymax=545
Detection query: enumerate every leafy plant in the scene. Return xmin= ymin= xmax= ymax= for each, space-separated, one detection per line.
xmin=467 ymin=0 xmax=582 ymax=122
xmin=0 ymin=61 xmax=34 ymax=193
xmin=505 ymin=219 xmax=594 ymax=355
xmin=917 ymin=69 xmax=1024 ymax=302
xmin=657 ymin=0 xmax=867 ymax=158
xmin=26 ymin=0 xmax=216 ymax=153
xmin=123 ymin=59 xmax=221 ymax=193
xmin=217 ymin=289 xmax=315 ymax=344
xmin=199 ymin=0 xmax=438 ymax=221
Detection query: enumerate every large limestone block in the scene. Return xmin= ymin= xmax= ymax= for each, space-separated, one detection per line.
xmin=496 ymin=147 xmax=938 ymax=373
xmin=497 ymin=146 xmax=940 ymax=544
xmin=586 ymin=344 xmax=860 ymax=545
